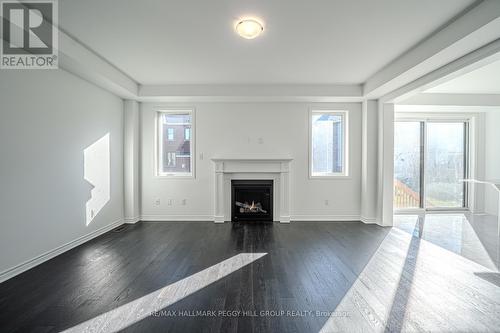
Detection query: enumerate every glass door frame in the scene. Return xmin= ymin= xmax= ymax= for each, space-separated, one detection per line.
xmin=394 ymin=115 xmax=470 ymax=212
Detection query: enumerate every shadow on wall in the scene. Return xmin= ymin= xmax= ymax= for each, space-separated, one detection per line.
xmin=84 ymin=133 xmax=110 ymax=225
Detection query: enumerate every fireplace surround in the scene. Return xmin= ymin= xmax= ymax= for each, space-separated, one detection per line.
xmin=211 ymin=156 xmax=292 ymax=223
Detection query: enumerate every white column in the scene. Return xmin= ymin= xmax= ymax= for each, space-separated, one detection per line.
xmin=214 ymin=161 xmax=225 ymax=223
xmin=280 ymin=162 xmax=291 ymax=223
xmin=361 ymin=100 xmax=378 ymax=224
xmin=498 ymin=190 xmax=500 ymax=238
xmin=377 ymin=102 xmax=395 ymax=227
xmin=124 ymin=100 xmax=140 ymax=224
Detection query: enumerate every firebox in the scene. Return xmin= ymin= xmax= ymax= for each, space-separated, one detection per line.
xmin=231 ymin=180 xmax=273 ymax=222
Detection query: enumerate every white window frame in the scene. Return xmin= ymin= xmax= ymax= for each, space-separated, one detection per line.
xmin=309 ymin=109 xmax=349 ymax=178
xmin=156 ymin=109 xmax=195 ymax=178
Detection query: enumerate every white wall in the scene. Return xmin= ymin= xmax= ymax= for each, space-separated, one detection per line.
xmin=140 ymin=102 xmax=362 ymax=221
xmin=0 ymin=69 xmax=124 ymax=277
xmin=484 ymin=110 xmax=500 ymax=215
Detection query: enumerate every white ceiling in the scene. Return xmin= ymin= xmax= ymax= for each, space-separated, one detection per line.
xmin=60 ymin=0 xmax=475 ymax=85
xmin=425 ymin=58 xmax=500 ymax=94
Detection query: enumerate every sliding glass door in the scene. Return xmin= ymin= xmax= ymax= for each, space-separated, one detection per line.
xmin=394 ymin=120 xmax=468 ymax=210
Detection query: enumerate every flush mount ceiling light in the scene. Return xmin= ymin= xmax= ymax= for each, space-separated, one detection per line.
xmin=235 ymin=19 xmax=264 ymax=39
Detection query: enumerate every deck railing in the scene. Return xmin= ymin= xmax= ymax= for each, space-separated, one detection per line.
xmin=394 ymin=179 xmax=420 ymax=208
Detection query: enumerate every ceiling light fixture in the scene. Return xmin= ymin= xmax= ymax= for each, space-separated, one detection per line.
xmin=235 ymin=19 xmax=264 ymax=39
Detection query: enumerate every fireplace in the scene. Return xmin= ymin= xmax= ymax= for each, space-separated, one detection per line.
xmin=231 ymin=180 xmax=273 ymax=222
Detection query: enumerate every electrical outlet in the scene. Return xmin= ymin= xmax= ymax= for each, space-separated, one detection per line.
xmin=168 ymin=199 xmax=173 ymax=206
xmin=154 ymin=198 xmax=161 ymax=206
xmin=258 ymin=137 xmax=264 ymax=144
xmin=199 ymin=152 xmax=204 ymax=160
xmin=324 ymin=199 xmax=329 ymax=206
xmin=182 ymin=199 xmax=187 ymax=206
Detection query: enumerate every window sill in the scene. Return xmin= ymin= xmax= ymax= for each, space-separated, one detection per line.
xmin=309 ymin=175 xmax=351 ymax=180
xmin=155 ymin=174 xmax=195 ymax=179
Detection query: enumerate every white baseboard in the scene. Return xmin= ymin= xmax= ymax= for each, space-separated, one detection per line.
xmin=279 ymin=215 xmax=291 ymax=223
xmin=124 ymin=216 xmax=140 ymax=224
xmin=360 ymin=216 xmax=377 ymax=224
xmin=214 ymin=215 xmax=225 ymax=223
xmin=291 ymin=215 xmax=361 ymax=222
xmin=0 ymin=218 xmax=124 ymax=283
xmin=141 ymin=215 xmax=214 ymax=222
xmin=140 ymin=214 xmax=362 ymax=222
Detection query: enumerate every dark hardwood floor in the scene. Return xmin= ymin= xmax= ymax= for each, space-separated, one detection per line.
xmin=0 ymin=221 xmax=499 ymax=333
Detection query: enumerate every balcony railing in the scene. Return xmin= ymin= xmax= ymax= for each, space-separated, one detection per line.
xmin=394 ymin=179 xmax=420 ymax=209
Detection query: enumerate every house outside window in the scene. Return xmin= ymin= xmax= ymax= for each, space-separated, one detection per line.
xmin=310 ymin=110 xmax=348 ymax=177
xmin=157 ymin=110 xmax=194 ymax=177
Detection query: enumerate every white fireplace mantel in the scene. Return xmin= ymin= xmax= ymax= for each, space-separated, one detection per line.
xmin=211 ymin=156 xmax=293 ymax=223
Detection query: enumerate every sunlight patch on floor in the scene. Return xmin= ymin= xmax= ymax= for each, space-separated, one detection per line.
xmin=319 ymin=231 xmax=411 ymax=332
xmin=395 ymin=213 xmax=498 ymax=270
xmin=321 ymin=225 xmax=500 ymax=333
xmin=61 ymin=252 xmax=267 ymax=333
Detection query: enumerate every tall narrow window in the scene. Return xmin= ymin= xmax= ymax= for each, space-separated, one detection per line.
xmin=157 ymin=110 xmax=194 ymax=177
xmin=310 ymin=110 xmax=348 ymax=177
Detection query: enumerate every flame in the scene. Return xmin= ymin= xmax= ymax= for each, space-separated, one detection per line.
xmin=250 ymin=201 xmax=256 ymax=210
